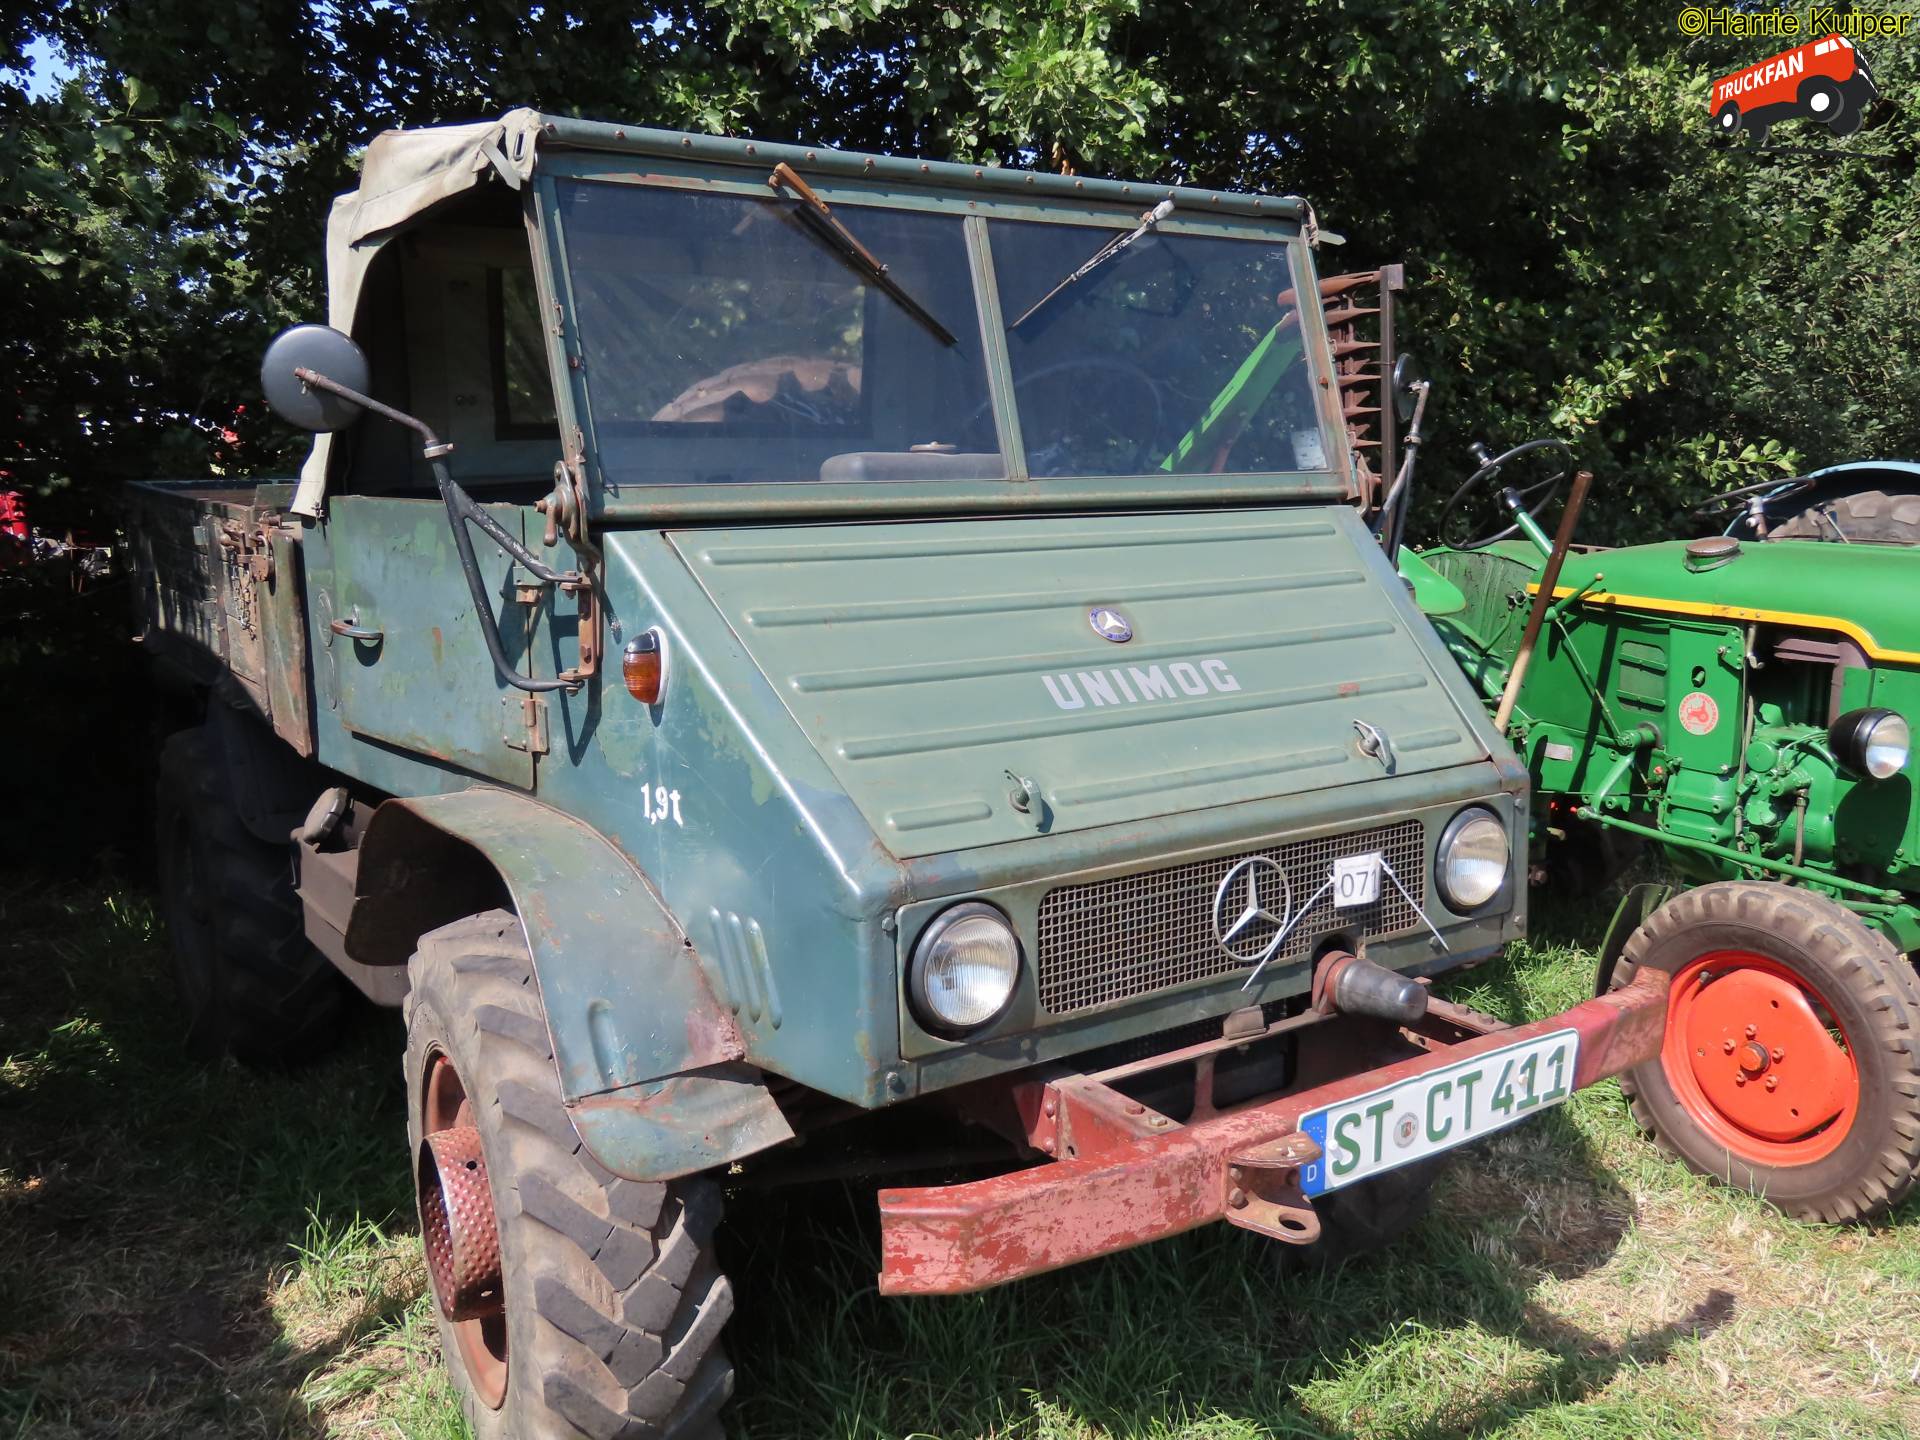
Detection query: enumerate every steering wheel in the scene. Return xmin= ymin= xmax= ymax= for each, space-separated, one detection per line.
xmin=972 ymin=356 xmax=1165 ymax=473
xmin=1434 ymin=438 xmax=1573 ymax=550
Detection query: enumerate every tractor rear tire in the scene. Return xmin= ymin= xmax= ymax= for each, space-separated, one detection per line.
xmin=154 ymin=727 xmax=344 ymax=1063
xmin=1613 ymin=881 xmax=1920 ymax=1223
xmin=404 ymin=911 xmax=735 ymax=1440
xmin=1769 ymin=490 xmax=1920 ymax=544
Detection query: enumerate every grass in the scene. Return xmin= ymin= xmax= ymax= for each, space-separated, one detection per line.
xmin=2 ymin=868 xmax=1917 ymax=1439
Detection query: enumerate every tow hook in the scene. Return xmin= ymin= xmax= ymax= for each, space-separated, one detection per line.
xmin=1312 ymin=949 xmax=1431 ymax=1026
xmin=1223 ymin=1132 xmax=1324 ymax=1245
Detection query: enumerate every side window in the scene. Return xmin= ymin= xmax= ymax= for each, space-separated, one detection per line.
xmin=396 ymin=226 xmax=565 ymax=483
xmin=490 ymin=267 xmax=559 ymax=438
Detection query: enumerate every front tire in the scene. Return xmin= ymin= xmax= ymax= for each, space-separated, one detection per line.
xmin=1613 ymin=882 xmax=1920 ymax=1222
xmin=404 ymin=911 xmax=735 ymax=1439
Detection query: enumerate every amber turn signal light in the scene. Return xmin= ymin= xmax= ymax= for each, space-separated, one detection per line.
xmin=623 ymin=630 xmax=666 ymax=705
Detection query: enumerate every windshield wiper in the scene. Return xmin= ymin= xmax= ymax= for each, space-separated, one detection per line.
xmin=1009 ymin=198 xmax=1176 ymax=330
xmin=768 ymin=162 xmax=956 ymax=346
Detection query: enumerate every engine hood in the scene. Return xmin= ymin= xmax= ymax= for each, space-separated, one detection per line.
xmin=1539 ymin=539 xmax=1920 ymax=665
xmin=668 ymin=507 xmax=1490 ymax=858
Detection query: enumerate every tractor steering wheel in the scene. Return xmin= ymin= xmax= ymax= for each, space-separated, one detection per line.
xmin=970 ymin=356 xmax=1166 ymax=474
xmin=1434 ymin=438 xmax=1574 ymax=550
xmin=1691 ymin=473 xmax=1814 ymax=527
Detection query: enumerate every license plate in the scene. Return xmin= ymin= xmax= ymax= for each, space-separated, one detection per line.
xmin=1333 ymin=851 xmax=1382 ymax=908
xmin=1296 ymin=1029 xmax=1580 ymax=1196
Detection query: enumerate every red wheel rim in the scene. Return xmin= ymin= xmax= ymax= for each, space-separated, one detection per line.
xmin=1660 ymin=949 xmax=1858 ymax=1166
xmin=421 ymin=1050 xmax=509 ymax=1408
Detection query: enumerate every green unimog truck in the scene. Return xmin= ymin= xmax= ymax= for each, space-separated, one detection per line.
xmin=128 ymin=111 xmax=1669 ymax=1439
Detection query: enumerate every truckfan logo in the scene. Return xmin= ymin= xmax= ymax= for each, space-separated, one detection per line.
xmin=1211 ymin=856 xmax=1295 ymax=964
xmin=1709 ymin=34 xmax=1879 ymax=144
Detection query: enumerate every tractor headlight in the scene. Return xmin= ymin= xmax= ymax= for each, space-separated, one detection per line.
xmin=907 ymin=902 xmax=1021 ymax=1034
xmin=1831 ymin=708 xmax=1910 ymax=780
xmin=1436 ymin=807 xmax=1511 ymax=912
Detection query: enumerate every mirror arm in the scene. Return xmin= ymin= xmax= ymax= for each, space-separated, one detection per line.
xmin=294 ymin=367 xmax=584 ymax=694
xmin=295 ymin=366 xmax=437 ymax=449
xmin=434 ymin=464 xmax=580 ymax=589
xmin=431 ymin=459 xmax=578 ymax=694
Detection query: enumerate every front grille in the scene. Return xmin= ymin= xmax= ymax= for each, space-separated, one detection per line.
xmin=1035 ymin=819 xmax=1428 ymax=1015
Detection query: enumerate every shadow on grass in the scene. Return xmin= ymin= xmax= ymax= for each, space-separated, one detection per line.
xmin=720 ymin=1157 xmax=1731 ymax=1440
xmin=0 ymin=872 xmax=417 ymax=1439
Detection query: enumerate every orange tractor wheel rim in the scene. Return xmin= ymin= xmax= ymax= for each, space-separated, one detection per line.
xmin=1661 ymin=949 xmax=1858 ymax=1166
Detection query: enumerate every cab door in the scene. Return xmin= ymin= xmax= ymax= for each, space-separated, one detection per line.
xmin=307 ymin=495 xmax=541 ymax=789
xmin=301 ymin=210 xmax=578 ymax=789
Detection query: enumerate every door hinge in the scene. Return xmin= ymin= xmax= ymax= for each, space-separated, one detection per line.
xmin=502 ymin=694 xmax=549 ymax=755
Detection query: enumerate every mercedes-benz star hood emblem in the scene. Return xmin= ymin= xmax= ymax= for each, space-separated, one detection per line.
xmin=1088 ymin=606 xmax=1133 ymax=643
xmin=1211 ymin=855 xmax=1294 ymax=965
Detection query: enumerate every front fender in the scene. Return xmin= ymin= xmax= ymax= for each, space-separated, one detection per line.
xmin=346 ymin=788 xmax=793 ymax=1179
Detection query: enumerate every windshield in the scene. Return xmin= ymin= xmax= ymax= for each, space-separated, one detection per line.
xmin=556 ymin=180 xmax=1001 ymax=486
xmin=989 ymin=220 xmax=1329 ymax=478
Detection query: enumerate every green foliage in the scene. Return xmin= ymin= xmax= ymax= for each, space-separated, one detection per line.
xmin=0 ymin=65 xmax=300 ymax=503
xmin=2 ymin=0 xmax=1916 ymax=544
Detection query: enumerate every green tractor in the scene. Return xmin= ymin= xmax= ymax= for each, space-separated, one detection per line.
xmin=1402 ymin=438 xmax=1920 ymax=1223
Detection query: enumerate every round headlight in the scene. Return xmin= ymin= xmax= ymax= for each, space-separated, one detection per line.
xmin=1436 ymin=807 xmax=1510 ymax=912
xmin=907 ymin=902 xmax=1021 ymax=1034
xmin=1830 ymin=707 xmax=1909 ymax=781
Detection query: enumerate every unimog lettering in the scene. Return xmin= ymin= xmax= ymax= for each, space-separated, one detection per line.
xmin=1042 ymin=656 xmax=1243 ymax=710
xmin=128 ymin=110 xmax=1673 ymax=1436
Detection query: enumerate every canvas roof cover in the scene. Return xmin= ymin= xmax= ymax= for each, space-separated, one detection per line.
xmin=292 ymin=108 xmax=544 ymax=515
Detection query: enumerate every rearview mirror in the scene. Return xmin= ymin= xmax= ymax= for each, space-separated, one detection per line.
xmin=260 ymin=324 xmax=370 ymax=433
xmin=1391 ymin=353 xmax=1426 ymax=425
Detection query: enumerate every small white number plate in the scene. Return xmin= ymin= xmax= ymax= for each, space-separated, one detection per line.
xmin=1333 ymin=851 xmax=1382 ymax=908
xmin=1297 ymin=1029 xmax=1581 ymax=1196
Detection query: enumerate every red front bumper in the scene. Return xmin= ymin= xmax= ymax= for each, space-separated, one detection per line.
xmin=878 ymin=969 xmax=1667 ymax=1295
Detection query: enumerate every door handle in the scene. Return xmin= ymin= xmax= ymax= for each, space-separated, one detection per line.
xmin=329 ymin=616 xmax=384 ymax=643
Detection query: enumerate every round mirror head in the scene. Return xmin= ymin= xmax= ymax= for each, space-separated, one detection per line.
xmin=260 ymin=324 xmax=370 ymax=433
xmin=1391 ymin=353 xmax=1426 ymax=425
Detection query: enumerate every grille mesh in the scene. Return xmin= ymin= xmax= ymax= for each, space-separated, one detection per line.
xmin=1036 ymin=819 xmax=1427 ymax=1015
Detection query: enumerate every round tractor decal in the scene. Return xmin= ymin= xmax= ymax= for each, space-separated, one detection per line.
xmin=1679 ymin=691 xmax=1721 ymax=737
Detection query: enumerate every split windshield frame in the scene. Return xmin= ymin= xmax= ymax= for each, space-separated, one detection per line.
xmin=527 ymin=148 xmax=1351 ymax=518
